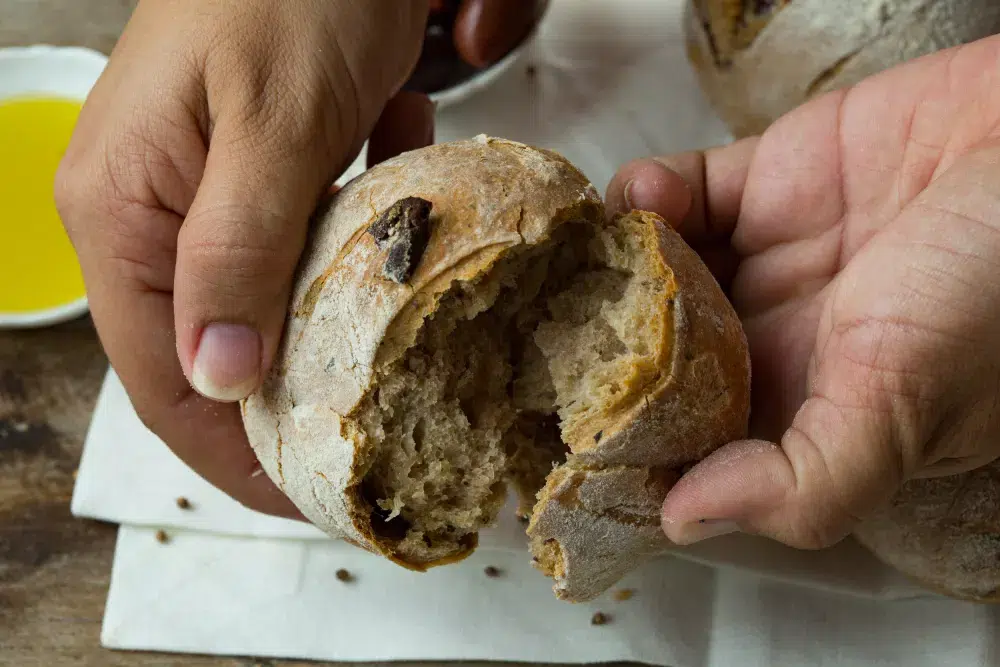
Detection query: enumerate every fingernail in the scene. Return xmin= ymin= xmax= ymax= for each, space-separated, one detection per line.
xmin=623 ymin=179 xmax=635 ymax=210
xmin=191 ymin=323 xmax=262 ymax=402
xmin=672 ymin=519 xmax=741 ymax=545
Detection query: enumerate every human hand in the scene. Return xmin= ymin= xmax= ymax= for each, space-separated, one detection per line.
xmin=608 ymin=35 xmax=1000 ymax=549
xmin=55 ymin=0 xmax=434 ymax=517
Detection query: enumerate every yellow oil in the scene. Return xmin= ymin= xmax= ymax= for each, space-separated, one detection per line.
xmin=0 ymin=96 xmax=86 ymax=313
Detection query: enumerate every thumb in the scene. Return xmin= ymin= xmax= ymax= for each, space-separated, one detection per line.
xmin=175 ymin=93 xmax=434 ymax=402
xmin=663 ymin=394 xmax=904 ymax=550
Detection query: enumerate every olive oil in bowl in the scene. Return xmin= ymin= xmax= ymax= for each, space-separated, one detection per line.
xmin=0 ymin=96 xmax=86 ymax=320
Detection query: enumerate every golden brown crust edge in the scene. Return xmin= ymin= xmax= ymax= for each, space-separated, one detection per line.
xmin=528 ymin=211 xmax=751 ymax=602
xmin=241 ymin=136 xmax=603 ymax=564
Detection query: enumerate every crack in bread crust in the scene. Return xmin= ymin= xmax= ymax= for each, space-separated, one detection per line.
xmin=528 ymin=212 xmax=750 ymax=602
xmin=351 ymin=214 xmax=676 ymax=566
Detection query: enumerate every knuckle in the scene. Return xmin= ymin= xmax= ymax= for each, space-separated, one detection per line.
xmin=53 ymin=154 xmax=101 ymax=233
xmin=229 ymin=78 xmax=325 ymax=164
xmin=181 ymin=203 xmax=296 ymax=261
xmin=55 ymin=136 xmax=148 ymax=231
xmin=176 ymin=206 xmax=300 ymax=301
xmin=780 ymin=421 xmax=866 ymax=550
xmin=204 ymin=27 xmax=349 ymax=169
xmin=53 ymin=158 xmax=81 ymax=212
xmin=181 ymin=242 xmax=277 ymax=291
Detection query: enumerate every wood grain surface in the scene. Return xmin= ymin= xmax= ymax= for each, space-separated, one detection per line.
xmin=0 ymin=2 xmax=634 ymax=665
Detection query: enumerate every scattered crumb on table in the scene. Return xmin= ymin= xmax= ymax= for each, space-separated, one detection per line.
xmin=591 ymin=612 xmax=610 ymax=626
xmin=612 ymin=588 xmax=634 ymax=602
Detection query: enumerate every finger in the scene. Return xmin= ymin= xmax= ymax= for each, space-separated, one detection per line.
xmin=606 ymin=136 xmax=759 ymax=246
xmin=125 ymin=295 xmax=305 ymax=521
xmin=366 ymin=91 xmax=435 ymax=168
xmin=173 ymin=106 xmax=341 ymax=402
xmin=662 ymin=391 xmax=901 ymax=550
xmin=606 ymin=156 xmax=694 ymax=223
xmin=175 ymin=88 xmax=434 ymax=401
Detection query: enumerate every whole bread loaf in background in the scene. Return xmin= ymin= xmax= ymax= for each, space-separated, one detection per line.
xmin=853 ymin=461 xmax=1000 ymax=603
xmin=241 ymin=136 xmax=751 ymax=601
xmin=684 ymin=0 xmax=1000 ymax=138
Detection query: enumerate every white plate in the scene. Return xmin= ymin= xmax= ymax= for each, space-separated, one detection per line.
xmin=0 ymin=45 xmax=108 ymax=329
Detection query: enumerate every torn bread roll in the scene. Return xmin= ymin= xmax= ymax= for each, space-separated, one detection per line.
xmin=853 ymin=461 xmax=1000 ymax=603
xmin=684 ymin=0 xmax=1000 ymax=138
xmin=241 ymin=137 xmax=751 ymax=601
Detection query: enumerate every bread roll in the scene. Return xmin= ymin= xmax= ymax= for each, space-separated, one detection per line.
xmin=241 ymin=137 xmax=751 ymax=601
xmin=853 ymin=461 xmax=1000 ymax=603
xmin=684 ymin=0 xmax=1000 ymax=138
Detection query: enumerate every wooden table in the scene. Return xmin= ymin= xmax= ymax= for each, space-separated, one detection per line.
xmin=0 ymin=2 xmax=631 ymax=665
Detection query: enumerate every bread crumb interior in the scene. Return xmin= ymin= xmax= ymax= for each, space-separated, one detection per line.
xmin=355 ymin=216 xmax=669 ymax=565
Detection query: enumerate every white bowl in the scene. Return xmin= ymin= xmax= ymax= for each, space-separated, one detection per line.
xmin=428 ymin=35 xmax=534 ymax=109
xmin=427 ymin=0 xmax=550 ymax=109
xmin=0 ymin=45 xmax=108 ymax=329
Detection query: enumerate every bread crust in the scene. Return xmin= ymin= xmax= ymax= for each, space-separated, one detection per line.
xmin=528 ymin=212 xmax=751 ymax=601
xmin=241 ymin=137 xmax=602 ymax=564
xmin=684 ymin=0 xmax=1000 ymax=138
xmin=853 ymin=461 xmax=1000 ymax=603
xmin=243 ymin=141 xmax=751 ymax=600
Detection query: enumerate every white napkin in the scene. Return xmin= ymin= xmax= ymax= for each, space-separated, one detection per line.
xmin=73 ymin=369 xmax=324 ymax=540
xmin=86 ymin=371 xmax=983 ymax=666
xmin=70 ymin=0 xmax=1000 ymax=663
xmin=101 ymin=526 xmax=999 ymax=667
